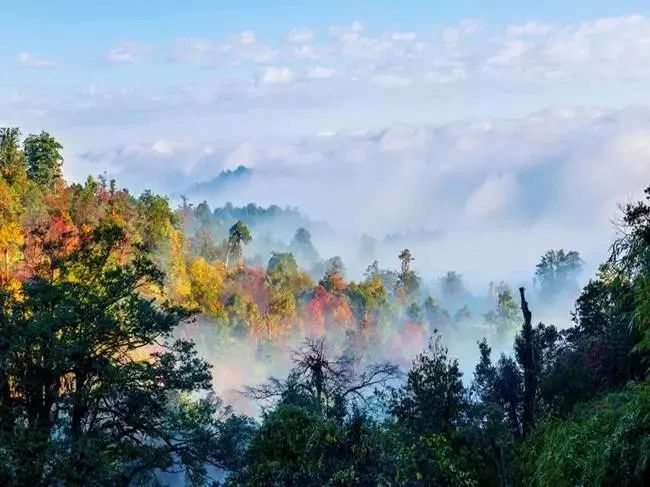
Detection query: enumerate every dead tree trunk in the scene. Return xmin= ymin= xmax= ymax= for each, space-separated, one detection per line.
xmin=519 ymin=287 xmax=536 ymax=438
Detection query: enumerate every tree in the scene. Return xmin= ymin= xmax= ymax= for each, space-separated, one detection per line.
xmin=407 ymin=302 xmax=424 ymax=324
xmin=517 ymin=288 xmax=536 ymax=438
xmin=390 ymin=334 xmax=467 ymax=436
xmin=484 ymin=287 xmax=519 ymax=328
xmin=24 ymin=131 xmax=64 ymax=188
xmin=0 ymin=220 xmax=220 ymax=485
xmin=319 ymin=256 xmax=346 ymax=293
xmin=534 ymin=249 xmax=583 ymax=300
xmin=0 ymin=127 xmax=26 ymax=184
xmin=290 ymin=227 xmax=320 ymax=265
xmin=517 ymin=382 xmax=650 ymax=487
xmin=247 ymin=337 xmax=397 ymax=415
xmin=397 ymin=248 xmax=420 ymax=297
xmin=423 ymin=296 xmax=451 ymax=328
xmin=439 ymin=271 xmax=467 ymax=301
xmin=610 ymin=185 xmax=650 ymax=354
xmin=346 ymin=273 xmax=388 ymax=329
xmin=266 ymin=251 xmax=299 ymax=288
xmin=225 ymin=220 xmax=252 ymax=268
xmin=454 ymin=304 xmax=472 ymax=323
xmin=194 ymin=200 xmax=212 ymax=225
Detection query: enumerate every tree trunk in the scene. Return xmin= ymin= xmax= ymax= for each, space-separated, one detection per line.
xmin=519 ymin=287 xmax=536 ymax=438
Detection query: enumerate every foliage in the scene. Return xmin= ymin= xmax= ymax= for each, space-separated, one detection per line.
xmin=1 ymin=126 xmax=649 ymax=486
xmin=24 ymin=131 xmax=64 ymax=188
xmin=516 ymin=381 xmax=650 ymax=487
xmin=0 ymin=220 xmax=219 ymax=485
xmin=534 ymin=249 xmax=583 ymax=301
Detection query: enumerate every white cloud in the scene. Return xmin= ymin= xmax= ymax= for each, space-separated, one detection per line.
xmin=307 ymin=66 xmax=336 ymax=79
xmin=171 ymin=37 xmax=212 ymax=62
xmin=107 ymin=42 xmax=152 ymax=63
xmin=16 ymin=52 xmax=56 ymax=68
xmin=155 ymin=14 xmax=650 ymax=94
xmin=257 ymin=66 xmax=294 ymax=85
xmin=292 ymin=44 xmax=320 ymax=60
xmin=465 ymin=174 xmax=518 ymax=219
xmin=73 ymin=106 xmax=650 ymax=287
xmin=232 ymin=30 xmax=257 ymax=45
xmin=506 ymin=21 xmax=556 ymax=37
xmin=286 ymin=27 xmax=314 ymax=43
xmin=329 ymin=20 xmax=364 ymax=43
xmin=442 ymin=19 xmax=481 ymax=47
xmin=392 ymin=32 xmax=417 ymax=41
xmin=171 ymin=32 xmax=275 ymax=65
xmin=372 ymin=73 xmax=412 ymax=88
xmin=150 ymin=139 xmax=179 ymax=156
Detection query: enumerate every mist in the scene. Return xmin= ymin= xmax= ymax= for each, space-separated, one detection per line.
xmin=175 ymin=202 xmax=585 ymax=415
xmin=81 ymin=105 xmax=648 ymax=295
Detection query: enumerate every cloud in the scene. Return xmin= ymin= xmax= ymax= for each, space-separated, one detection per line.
xmin=256 ymin=66 xmax=294 ymax=85
xmin=171 ymin=37 xmax=212 ymax=62
xmin=232 ymin=30 xmax=257 ymax=45
xmin=171 ymin=31 xmax=275 ymax=66
xmin=329 ymin=21 xmax=364 ymax=43
xmin=71 ymin=106 xmax=650 ymax=285
xmin=16 ymin=52 xmax=56 ymax=68
xmin=107 ymin=42 xmax=152 ymax=63
xmin=392 ymin=32 xmax=417 ymax=41
xmin=155 ymin=14 xmax=650 ymax=97
xmin=306 ymin=66 xmax=336 ymax=80
xmin=465 ymin=174 xmax=518 ymax=219
xmin=505 ymin=21 xmax=555 ymax=37
xmin=487 ymin=14 xmax=650 ymax=80
xmin=286 ymin=27 xmax=314 ymax=44
xmin=442 ymin=19 xmax=481 ymax=47
xmin=372 ymin=73 xmax=412 ymax=88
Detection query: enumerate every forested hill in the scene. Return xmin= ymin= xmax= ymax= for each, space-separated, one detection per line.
xmin=184 ymin=165 xmax=253 ymax=199
xmin=0 ymin=127 xmax=648 ymax=486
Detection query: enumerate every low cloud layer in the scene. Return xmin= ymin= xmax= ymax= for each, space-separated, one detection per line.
xmin=74 ymin=105 xmax=650 ymax=287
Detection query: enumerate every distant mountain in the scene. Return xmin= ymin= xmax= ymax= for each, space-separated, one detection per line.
xmin=185 ymin=165 xmax=253 ymax=197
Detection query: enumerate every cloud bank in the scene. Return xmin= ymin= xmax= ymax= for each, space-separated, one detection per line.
xmin=74 ymin=106 xmax=650 ymax=288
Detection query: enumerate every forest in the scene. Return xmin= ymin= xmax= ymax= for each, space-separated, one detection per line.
xmin=0 ymin=127 xmax=648 ymax=486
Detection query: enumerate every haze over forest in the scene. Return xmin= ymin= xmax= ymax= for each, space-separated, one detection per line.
xmin=1 ymin=1 xmax=649 ymax=486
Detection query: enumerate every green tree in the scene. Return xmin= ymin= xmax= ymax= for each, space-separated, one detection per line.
xmin=346 ymin=273 xmax=388 ymax=328
xmin=407 ymin=302 xmax=424 ymax=324
xmin=439 ymin=271 xmax=467 ymax=301
xmin=534 ymin=249 xmax=583 ymax=300
xmin=390 ymin=334 xmax=467 ymax=436
xmin=517 ymin=382 xmax=650 ymax=487
xmin=610 ymin=185 xmax=650 ymax=354
xmin=485 ymin=287 xmax=519 ymax=328
xmin=290 ymin=227 xmax=320 ymax=265
xmin=0 ymin=127 xmax=26 ymax=184
xmin=266 ymin=251 xmax=299 ymax=288
xmin=397 ymin=249 xmax=420 ymax=297
xmin=24 ymin=131 xmax=64 ymax=188
xmin=423 ymin=296 xmax=451 ymax=329
xmin=0 ymin=220 xmax=219 ymax=485
xmin=225 ymin=220 xmax=252 ymax=268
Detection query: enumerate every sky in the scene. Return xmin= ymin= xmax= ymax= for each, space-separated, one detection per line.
xmin=2 ymin=1 xmax=650 ymax=285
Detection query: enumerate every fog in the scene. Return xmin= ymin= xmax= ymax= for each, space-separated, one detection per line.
xmin=87 ymin=106 xmax=650 ymax=417
xmin=143 ymin=106 xmax=649 ymax=290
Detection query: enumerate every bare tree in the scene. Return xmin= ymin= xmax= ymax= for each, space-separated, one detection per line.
xmin=245 ymin=337 xmax=398 ymax=413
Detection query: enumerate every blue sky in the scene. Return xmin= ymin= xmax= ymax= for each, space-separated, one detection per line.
xmin=3 ymin=1 xmax=650 ymax=135
xmin=2 ymin=1 xmax=650 ymax=282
